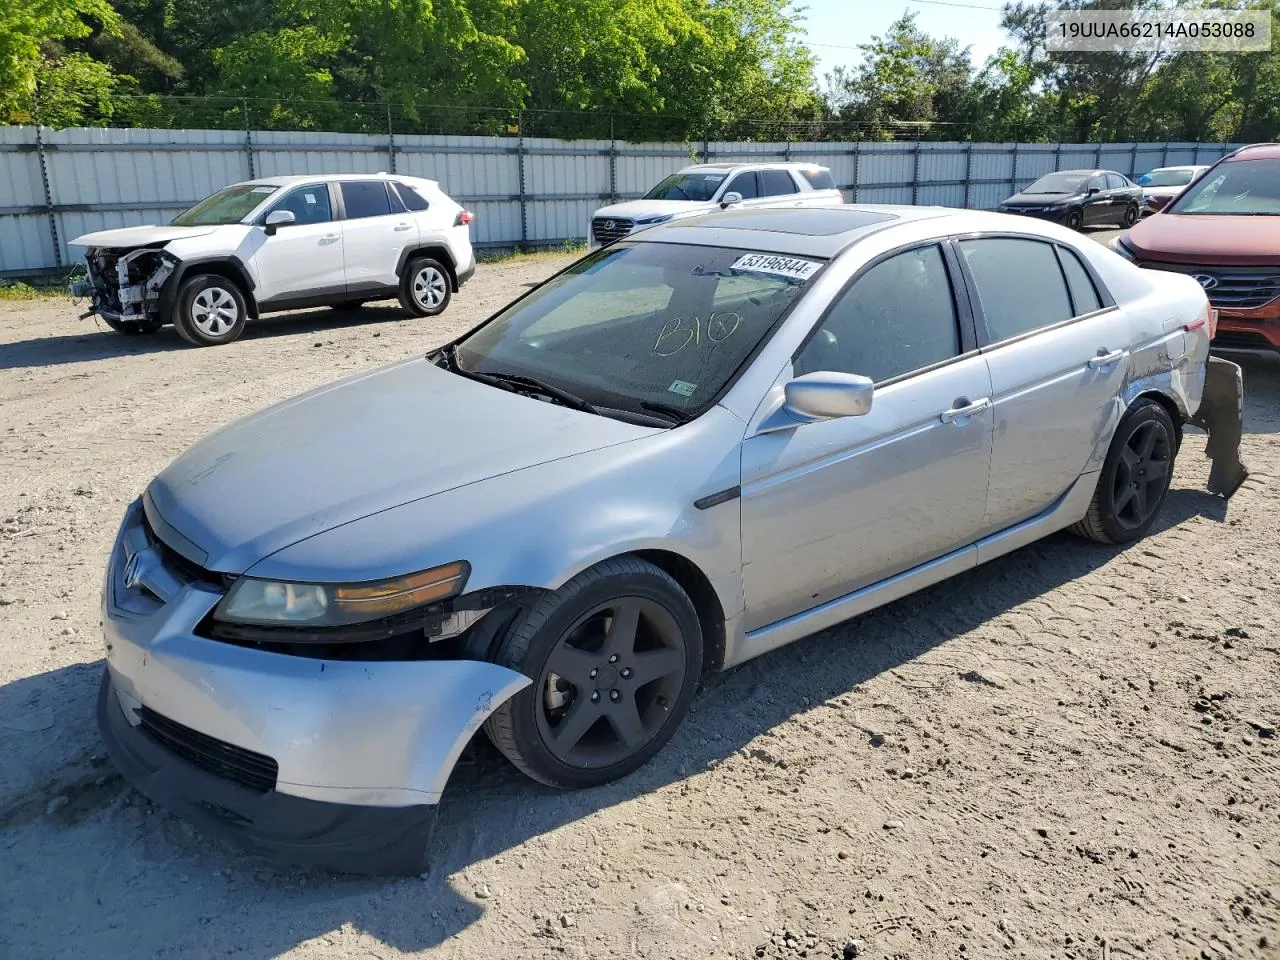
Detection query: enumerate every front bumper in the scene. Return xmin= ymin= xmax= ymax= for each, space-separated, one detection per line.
xmin=999 ymin=207 xmax=1069 ymax=224
xmin=98 ymin=499 xmax=531 ymax=872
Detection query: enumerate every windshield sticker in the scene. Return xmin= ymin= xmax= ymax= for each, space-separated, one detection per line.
xmin=668 ymin=380 xmax=698 ymax=397
xmin=730 ymin=254 xmax=821 ymax=281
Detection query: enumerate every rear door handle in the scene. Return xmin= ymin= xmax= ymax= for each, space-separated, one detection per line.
xmin=320 ymin=233 xmax=340 ymax=244
xmin=1088 ymin=349 xmax=1125 ymax=369
xmin=394 ymin=223 xmax=413 ymax=231
xmin=940 ymin=397 xmax=991 ymax=423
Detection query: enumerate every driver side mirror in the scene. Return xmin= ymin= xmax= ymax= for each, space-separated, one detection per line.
xmin=263 ymin=209 xmax=296 ymax=235
xmin=720 ymin=191 xmax=743 ymax=209
xmin=756 ymin=371 xmax=875 ymax=434
xmin=1087 ymin=187 xmax=1101 ymax=196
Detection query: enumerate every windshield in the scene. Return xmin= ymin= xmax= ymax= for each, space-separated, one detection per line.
xmin=1138 ymin=168 xmax=1196 ymax=187
xmin=643 ymin=173 xmax=727 ymax=202
xmin=1167 ymin=158 xmax=1280 ymax=215
xmin=452 ymin=242 xmax=819 ymax=421
xmin=1024 ymin=172 xmax=1088 ymax=195
xmin=171 ymin=183 xmax=278 ymax=226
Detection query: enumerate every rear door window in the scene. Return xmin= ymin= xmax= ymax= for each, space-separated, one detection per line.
xmin=340 ymin=180 xmax=393 ymax=220
xmin=958 ymin=238 xmax=1074 ymax=343
xmin=759 ymin=170 xmax=799 ymax=197
xmin=1057 ymin=246 xmax=1103 ymax=315
xmin=1106 ymin=173 xmax=1128 ymax=190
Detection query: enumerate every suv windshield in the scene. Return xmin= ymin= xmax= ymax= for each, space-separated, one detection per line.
xmin=1023 ymin=173 xmax=1089 ymax=195
xmin=452 ymin=242 xmax=819 ymax=422
xmin=1167 ymin=158 xmax=1280 ymax=215
xmin=1138 ymin=168 xmax=1196 ymax=187
xmin=643 ymin=173 xmax=727 ymax=202
xmin=171 ymin=183 xmax=278 ymax=226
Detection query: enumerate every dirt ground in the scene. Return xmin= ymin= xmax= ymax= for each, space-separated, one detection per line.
xmin=0 ymin=232 xmax=1277 ymax=960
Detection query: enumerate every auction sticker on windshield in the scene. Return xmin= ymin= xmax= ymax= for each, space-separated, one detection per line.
xmin=730 ymin=254 xmax=821 ymax=282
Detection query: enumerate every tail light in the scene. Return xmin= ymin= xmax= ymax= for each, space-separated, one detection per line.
xmin=454 ymin=210 xmax=474 ymax=226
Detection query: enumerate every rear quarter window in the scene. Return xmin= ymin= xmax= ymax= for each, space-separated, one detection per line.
xmin=1057 ymin=246 xmax=1104 ymax=315
xmin=393 ymin=182 xmax=430 ymax=212
xmin=799 ymin=168 xmax=837 ymax=190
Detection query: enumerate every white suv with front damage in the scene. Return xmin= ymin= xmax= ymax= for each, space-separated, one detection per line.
xmin=587 ymin=162 xmax=844 ymax=248
xmin=69 ymin=174 xmax=476 ymax=347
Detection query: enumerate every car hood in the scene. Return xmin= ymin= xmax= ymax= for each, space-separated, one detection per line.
xmin=1003 ymin=192 xmax=1078 ymax=207
xmin=594 ymin=199 xmax=714 ymax=221
xmin=1125 ymin=213 xmax=1280 ymax=265
xmin=145 ymin=357 xmax=656 ymax=573
xmin=70 ymin=225 xmax=223 ymax=249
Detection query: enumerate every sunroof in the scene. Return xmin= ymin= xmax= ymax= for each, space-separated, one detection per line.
xmin=687 ymin=207 xmax=898 ymax=236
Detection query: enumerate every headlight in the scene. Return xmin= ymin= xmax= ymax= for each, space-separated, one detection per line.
xmin=635 ymin=214 xmax=673 ymax=226
xmin=1109 ymin=237 xmax=1136 ymax=261
xmin=214 ymin=561 xmax=469 ymax=626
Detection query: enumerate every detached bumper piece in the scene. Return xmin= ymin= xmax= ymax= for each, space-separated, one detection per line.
xmin=1190 ymin=356 xmax=1250 ymax=499
xmin=97 ymin=670 xmax=434 ymax=875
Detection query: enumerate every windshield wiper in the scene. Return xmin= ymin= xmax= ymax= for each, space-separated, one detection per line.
xmin=639 ymin=401 xmax=696 ymax=425
xmin=478 ymin=371 xmax=599 ymax=414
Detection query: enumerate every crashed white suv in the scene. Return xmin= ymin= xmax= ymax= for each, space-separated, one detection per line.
xmin=69 ymin=174 xmax=476 ymax=347
xmin=588 ymin=162 xmax=843 ymax=248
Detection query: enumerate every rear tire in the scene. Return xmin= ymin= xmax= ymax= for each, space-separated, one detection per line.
xmin=1070 ymin=399 xmax=1177 ymax=545
xmin=172 ymin=275 xmax=247 ymax=346
xmin=483 ymin=556 xmax=702 ymax=789
xmin=1065 ymin=209 xmax=1083 ymax=231
xmin=1122 ymin=203 xmax=1139 ymax=227
xmin=398 ymin=257 xmax=451 ymax=317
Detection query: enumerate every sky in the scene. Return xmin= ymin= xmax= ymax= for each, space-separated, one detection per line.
xmin=798 ymin=0 xmax=1011 ymax=87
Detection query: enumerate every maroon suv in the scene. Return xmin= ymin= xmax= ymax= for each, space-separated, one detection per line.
xmin=1112 ymin=143 xmax=1280 ymax=351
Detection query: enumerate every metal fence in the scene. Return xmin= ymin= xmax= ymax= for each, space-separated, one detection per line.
xmin=0 ymin=124 xmax=1239 ymax=276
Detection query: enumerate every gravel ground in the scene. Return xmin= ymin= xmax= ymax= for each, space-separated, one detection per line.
xmin=1 ymin=229 xmax=1278 ymax=960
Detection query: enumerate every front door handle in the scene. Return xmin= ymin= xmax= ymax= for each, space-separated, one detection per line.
xmin=940 ymin=396 xmax=992 ymax=423
xmin=1088 ymin=348 xmax=1125 ymax=369
xmin=394 ymin=223 xmax=413 ymax=231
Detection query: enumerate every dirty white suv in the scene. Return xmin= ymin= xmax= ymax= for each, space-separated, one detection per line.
xmin=69 ymin=174 xmax=476 ymax=346
xmin=587 ymin=162 xmax=843 ymax=248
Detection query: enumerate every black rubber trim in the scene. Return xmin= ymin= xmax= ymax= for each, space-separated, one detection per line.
xmin=456 ymin=259 xmax=475 ymax=288
xmin=255 ymin=284 xmax=349 ymax=312
xmin=395 ymin=244 xmax=457 ymax=283
xmin=694 ymin=486 xmax=741 ymax=510
xmin=97 ymin=670 xmax=434 ymax=875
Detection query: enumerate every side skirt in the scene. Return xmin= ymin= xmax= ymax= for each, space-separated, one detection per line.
xmin=727 ymin=470 xmax=1100 ymax=667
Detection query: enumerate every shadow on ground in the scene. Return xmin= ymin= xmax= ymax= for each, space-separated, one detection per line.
xmin=0 ymin=305 xmax=411 ymax=371
xmin=0 ymin=487 xmax=1234 ymax=959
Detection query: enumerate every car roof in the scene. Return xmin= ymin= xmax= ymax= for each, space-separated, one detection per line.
xmin=1225 ymin=143 xmax=1280 ymax=161
xmin=677 ymin=161 xmax=831 ymax=174
xmin=241 ymin=173 xmax=433 ymax=188
xmin=631 ymin=205 xmax=959 ymax=258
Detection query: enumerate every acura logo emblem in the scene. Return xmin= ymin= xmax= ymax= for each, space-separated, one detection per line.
xmin=1193 ymin=274 xmax=1219 ymax=290
xmin=122 ymin=552 xmax=143 ymax=590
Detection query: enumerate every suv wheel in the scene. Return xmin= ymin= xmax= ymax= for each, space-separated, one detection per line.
xmin=173 ymin=275 xmax=247 ymax=346
xmin=399 ymin=257 xmax=451 ymax=317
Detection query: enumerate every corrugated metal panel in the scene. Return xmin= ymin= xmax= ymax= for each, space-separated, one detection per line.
xmin=0 ymin=128 xmax=1243 ymax=270
xmin=0 ymin=215 xmax=55 ymax=273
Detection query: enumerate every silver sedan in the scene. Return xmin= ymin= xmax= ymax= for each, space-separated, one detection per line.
xmin=98 ymin=205 xmax=1248 ymax=873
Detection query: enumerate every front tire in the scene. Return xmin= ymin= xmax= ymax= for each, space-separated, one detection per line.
xmin=1070 ymin=399 xmax=1177 ymax=544
xmin=484 ymin=557 xmax=703 ymax=789
xmin=1065 ymin=209 xmax=1083 ymax=231
xmin=398 ymin=257 xmax=451 ymax=317
xmin=172 ymin=275 xmax=247 ymax=346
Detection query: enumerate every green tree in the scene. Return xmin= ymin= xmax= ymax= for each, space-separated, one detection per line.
xmin=0 ymin=0 xmax=119 ymax=120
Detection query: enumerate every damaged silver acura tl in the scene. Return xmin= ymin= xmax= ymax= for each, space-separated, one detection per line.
xmin=99 ymin=205 xmax=1248 ymax=874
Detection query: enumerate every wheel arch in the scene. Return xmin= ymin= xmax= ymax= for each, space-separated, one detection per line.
xmin=161 ymin=257 xmax=259 ymax=319
xmin=397 ymin=244 xmax=459 ymax=291
xmin=632 ymin=549 xmax=728 ymax=675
